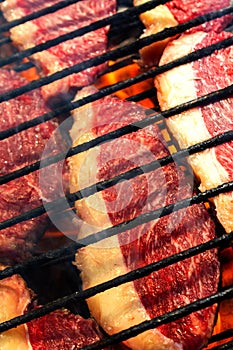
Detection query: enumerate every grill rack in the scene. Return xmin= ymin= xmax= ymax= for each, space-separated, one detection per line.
xmin=0 ymin=0 xmax=232 ymax=349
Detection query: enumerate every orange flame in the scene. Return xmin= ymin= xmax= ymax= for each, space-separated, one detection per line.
xmin=206 ymin=247 xmax=233 ymax=348
xmin=96 ymin=60 xmax=156 ymax=109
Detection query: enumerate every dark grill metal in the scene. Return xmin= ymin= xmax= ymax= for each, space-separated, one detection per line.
xmin=0 ymin=0 xmax=232 ymax=349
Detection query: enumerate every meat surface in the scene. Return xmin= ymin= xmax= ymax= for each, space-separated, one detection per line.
xmin=27 ymin=309 xmax=105 ymax=350
xmin=1 ymin=0 xmax=116 ymax=104
xmin=134 ymin=0 xmax=233 ymax=66
xmin=69 ymin=87 xmax=220 ymax=350
xmin=0 ymin=265 xmax=106 ymax=350
xmin=0 ymin=69 xmax=61 ymax=263
xmin=155 ymin=30 xmax=233 ymax=234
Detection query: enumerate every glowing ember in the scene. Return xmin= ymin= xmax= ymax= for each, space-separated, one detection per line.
xmin=19 ymin=59 xmax=40 ymax=81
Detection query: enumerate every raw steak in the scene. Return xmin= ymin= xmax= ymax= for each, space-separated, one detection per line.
xmin=0 ymin=69 xmax=60 ymax=263
xmin=134 ymin=0 xmax=233 ymax=66
xmin=69 ymin=87 xmax=220 ymax=350
xmin=1 ymin=0 xmax=116 ymax=104
xmin=27 ymin=309 xmax=106 ymax=350
xmin=0 ymin=265 xmax=107 ymax=350
xmin=155 ymin=30 xmax=233 ymax=234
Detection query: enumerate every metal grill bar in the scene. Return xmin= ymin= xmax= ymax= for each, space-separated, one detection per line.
xmin=0 ymin=35 xmax=10 ymax=46
xmin=3 ymin=203 xmax=232 ymax=279
xmin=209 ymin=340 xmax=233 ymax=350
xmin=0 ymin=230 xmax=232 ymax=334
xmin=13 ymin=60 xmax=35 ymax=72
xmin=210 ymin=329 xmax=233 ymax=345
xmin=102 ymin=56 xmax=139 ymax=74
xmin=0 ymin=7 xmax=232 ymax=103
xmin=126 ymin=87 xmax=157 ymax=102
xmin=59 ymin=181 xmax=233 ymax=243
xmin=0 ymin=11 xmax=143 ymax=48
xmin=67 ymin=133 xmax=233 ymax=204
xmin=0 ymin=241 xmax=78 ymax=279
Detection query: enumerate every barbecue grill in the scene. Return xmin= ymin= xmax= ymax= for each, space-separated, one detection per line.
xmin=0 ymin=0 xmax=233 ymax=349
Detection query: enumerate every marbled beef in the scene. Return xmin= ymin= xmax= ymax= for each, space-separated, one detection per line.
xmin=27 ymin=309 xmax=105 ymax=350
xmin=69 ymin=87 xmax=220 ymax=350
xmin=134 ymin=0 xmax=233 ymax=66
xmin=0 ymin=69 xmax=59 ymax=263
xmin=1 ymin=0 xmax=116 ymax=104
xmin=155 ymin=30 xmax=233 ymax=234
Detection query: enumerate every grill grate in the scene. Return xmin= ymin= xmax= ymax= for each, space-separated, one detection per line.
xmin=0 ymin=35 xmax=232 ymax=136
xmin=0 ymin=0 xmax=232 ymax=349
xmin=0 ymin=232 xmax=233 ymax=334
xmin=0 ymin=0 xmax=171 ymax=68
xmin=0 ymin=6 xmax=232 ymax=101
xmin=0 ymin=86 xmax=232 ymax=233
xmin=0 ymin=85 xmax=232 ymax=181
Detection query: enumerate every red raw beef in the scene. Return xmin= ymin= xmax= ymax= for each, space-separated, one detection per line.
xmin=27 ymin=309 xmax=106 ymax=350
xmin=1 ymin=0 xmax=116 ymax=104
xmin=166 ymin=0 xmax=233 ymax=33
xmin=0 ymin=69 xmax=60 ymax=263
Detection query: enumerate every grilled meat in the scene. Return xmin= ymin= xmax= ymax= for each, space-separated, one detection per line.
xmin=1 ymin=0 xmax=116 ymax=104
xmin=155 ymin=30 xmax=233 ymax=234
xmin=69 ymin=87 xmax=219 ymax=350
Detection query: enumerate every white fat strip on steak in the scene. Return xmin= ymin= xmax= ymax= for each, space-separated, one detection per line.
xmin=0 ymin=265 xmax=32 ymax=350
xmin=155 ymin=31 xmax=233 ymax=233
xmin=69 ymin=89 xmax=183 ymax=350
xmin=133 ymin=0 xmax=178 ymax=66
